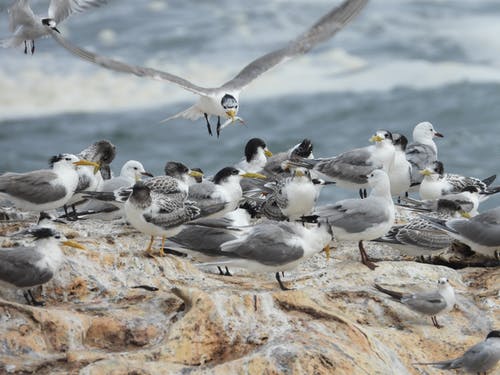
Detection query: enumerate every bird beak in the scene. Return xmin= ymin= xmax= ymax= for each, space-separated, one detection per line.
xmin=53 ymin=27 xmax=61 ymax=34
xmin=141 ymin=171 xmax=154 ymax=178
xmin=73 ymin=160 xmax=101 ymax=174
xmin=434 ymin=131 xmax=444 ymax=138
xmin=241 ymin=172 xmax=267 ymax=179
xmin=460 ymin=211 xmax=471 ymax=219
xmin=294 ymin=170 xmax=305 ymax=177
xmin=61 ymin=240 xmax=86 ymax=250
xmin=264 ymin=148 xmax=273 ymax=157
xmin=369 ymin=135 xmax=384 ymax=143
xmin=419 ymin=169 xmax=433 ymax=176
xmin=323 ymin=244 xmax=331 ymax=261
xmin=188 ymin=170 xmax=204 ymax=178
xmin=225 ymin=109 xmax=237 ymax=120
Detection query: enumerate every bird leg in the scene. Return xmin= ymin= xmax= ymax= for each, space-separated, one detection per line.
xmin=31 ymin=40 xmax=35 ymax=54
xmin=431 ymin=316 xmax=443 ymax=329
xmin=24 ymin=40 xmax=28 ymax=54
xmin=216 ymin=116 xmax=222 ymax=138
xmin=224 ymin=266 xmax=232 ymax=276
xmin=358 ymin=240 xmax=378 ymax=270
xmin=275 ymin=272 xmax=292 ymax=291
xmin=204 ymin=113 xmax=213 ymax=136
xmin=363 ymin=189 xmax=368 ymax=198
xmin=145 ymin=235 xmax=155 ymax=255
xmin=359 ymin=189 xmax=364 ymax=199
xmin=217 ymin=266 xmax=225 ymax=275
xmin=323 ymin=244 xmax=331 ymax=260
xmin=159 ymin=236 xmax=166 ymax=256
xmin=24 ymin=290 xmax=45 ymax=306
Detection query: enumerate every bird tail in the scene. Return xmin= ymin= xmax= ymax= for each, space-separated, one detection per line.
xmin=374 ymin=284 xmax=404 ymax=300
xmin=285 ymin=157 xmax=319 ymax=170
xmin=421 ymin=215 xmax=457 ymax=234
xmin=159 ymin=105 xmax=203 ymax=123
xmin=482 ymin=185 xmax=500 ymax=196
xmin=412 ymin=360 xmax=455 ymax=370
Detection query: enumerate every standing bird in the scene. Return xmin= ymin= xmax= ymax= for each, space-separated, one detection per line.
xmin=374 ymin=278 xmax=456 ymax=329
xmin=124 ymin=181 xmax=200 ymax=256
xmin=2 ymin=0 xmax=108 ymax=54
xmin=405 ymin=121 xmax=443 ymax=188
xmin=414 ymin=330 xmax=500 ymax=374
xmin=0 ymin=153 xmax=98 ymax=214
xmin=388 ymin=133 xmax=411 ymax=198
xmin=289 ymin=130 xmax=395 ymax=198
xmin=0 ymin=227 xmax=85 ymax=305
xmin=263 ymin=138 xmax=314 ymax=177
xmin=306 ymin=169 xmax=394 ymax=269
xmin=46 ymin=0 xmax=368 ymax=136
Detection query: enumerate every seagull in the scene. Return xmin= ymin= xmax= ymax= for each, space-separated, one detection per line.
xmin=405 ymin=121 xmax=444 ymax=188
xmin=414 ymin=330 xmax=500 ymax=374
xmin=46 ymin=0 xmax=368 ymax=136
xmin=188 ymin=166 xmax=266 ymax=220
xmin=289 ymin=130 xmax=395 ymax=198
xmin=375 ymin=199 xmax=466 ymax=256
xmin=75 ymin=160 xmax=153 ymax=220
xmin=424 ymin=206 xmax=500 ymax=258
xmin=419 ymin=161 xmax=498 ymax=201
xmin=235 ymin=138 xmax=273 ymax=173
xmin=0 ymin=153 xmax=99 ymax=213
xmin=374 ymin=277 xmax=456 ymax=329
xmin=2 ymin=0 xmax=108 ymax=54
xmin=199 ymin=221 xmax=333 ymax=290
xmin=124 ymin=181 xmax=200 ymax=256
xmin=388 ymin=133 xmax=411 ymax=198
xmin=400 ymin=191 xmax=480 ymax=218
xmin=0 ymin=227 xmax=85 ymax=305
xmin=305 ymin=169 xmax=395 ymax=269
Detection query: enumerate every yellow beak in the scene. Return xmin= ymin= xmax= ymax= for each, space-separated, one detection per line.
xmin=294 ymin=170 xmax=305 ymax=177
xmin=188 ymin=170 xmax=204 ymax=178
xmin=323 ymin=244 xmax=331 ymax=261
xmin=460 ymin=211 xmax=471 ymax=219
xmin=73 ymin=160 xmax=101 ymax=174
xmin=225 ymin=109 xmax=236 ymax=119
xmin=264 ymin=149 xmax=273 ymax=157
xmin=419 ymin=169 xmax=433 ymax=176
xmin=369 ymin=135 xmax=384 ymax=143
xmin=61 ymin=240 xmax=86 ymax=250
xmin=241 ymin=172 xmax=267 ymax=179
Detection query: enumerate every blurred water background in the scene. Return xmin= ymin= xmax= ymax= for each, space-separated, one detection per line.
xmin=1 ymin=0 xmax=499 ymax=207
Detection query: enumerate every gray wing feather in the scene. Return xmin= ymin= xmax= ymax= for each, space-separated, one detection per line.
xmin=449 ymin=210 xmax=500 ymax=247
xmin=401 ymin=291 xmax=447 ymax=315
xmin=49 ymin=0 xmax=109 ymax=23
xmin=315 ymin=148 xmax=377 ymax=183
xmin=0 ymin=247 xmax=53 ymax=287
xmin=169 ymin=226 xmax=238 ymax=256
xmin=221 ymin=224 xmax=303 ymax=266
xmin=406 ymin=143 xmax=436 ymax=185
xmin=0 ymin=171 xmax=67 ymax=204
xmin=396 ymin=220 xmax=452 ymax=250
xmin=47 ymin=29 xmax=214 ymax=96
xmin=221 ymin=0 xmax=368 ymax=91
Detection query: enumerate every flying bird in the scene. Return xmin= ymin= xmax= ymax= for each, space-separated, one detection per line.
xmin=46 ymin=0 xmax=368 ymax=136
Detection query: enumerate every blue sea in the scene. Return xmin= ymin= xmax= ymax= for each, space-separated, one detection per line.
xmin=1 ymin=0 xmax=499 ymax=208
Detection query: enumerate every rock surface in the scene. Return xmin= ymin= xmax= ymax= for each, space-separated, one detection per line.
xmin=0 ymin=214 xmax=498 ymax=374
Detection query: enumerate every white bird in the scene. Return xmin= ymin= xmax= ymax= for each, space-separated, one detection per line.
xmin=405 ymin=121 xmax=443 ymax=188
xmin=424 ymin=206 xmax=500 ymax=258
xmin=2 ymin=0 xmax=108 ymax=54
xmin=388 ymin=133 xmax=411 ymax=197
xmin=124 ymin=181 xmax=200 ymax=256
xmin=0 ymin=153 xmax=98 ymax=213
xmin=200 ymin=221 xmax=333 ymax=290
xmin=308 ymin=169 xmax=395 ymax=269
xmin=46 ymin=0 xmax=368 ymax=136
xmin=0 ymin=227 xmax=85 ymax=305
xmin=235 ymin=138 xmax=273 ymax=174
xmin=77 ymin=160 xmax=153 ymax=220
xmin=414 ymin=330 xmax=500 ymax=374
xmin=290 ymin=130 xmax=395 ymax=198
xmin=374 ymin=277 xmax=456 ymax=329
xmin=419 ymin=161 xmax=498 ymax=202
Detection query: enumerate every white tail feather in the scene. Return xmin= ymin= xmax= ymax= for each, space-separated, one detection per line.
xmin=159 ymin=105 xmax=203 ymax=123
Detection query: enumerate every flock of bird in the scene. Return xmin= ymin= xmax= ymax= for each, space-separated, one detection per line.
xmin=1 ymin=0 xmax=500 ymax=373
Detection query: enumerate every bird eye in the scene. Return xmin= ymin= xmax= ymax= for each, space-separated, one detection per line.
xmin=134 ymin=167 xmax=138 ymax=170
xmin=55 ymin=235 xmax=61 ymax=239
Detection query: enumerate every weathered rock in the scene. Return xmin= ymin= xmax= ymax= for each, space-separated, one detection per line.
xmin=0 ymin=216 xmax=498 ymax=374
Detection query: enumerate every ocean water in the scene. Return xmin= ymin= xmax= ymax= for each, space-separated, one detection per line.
xmin=0 ymin=0 xmax=499 ymax=208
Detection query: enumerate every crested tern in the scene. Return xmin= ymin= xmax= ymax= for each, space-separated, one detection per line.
xmin=0 ymin=153 xmax=98 ymax=213
xmin=235 ymin=138 xmax=273 ymax=174
xmin=374 ymin=277 xmax=455 ymax=329
xmin=2 ymin=0 xmax=108 ymax=54
xmin=46 ymin=0 xmax=368 ymax=136
xmin=0 ymin=227 xmax=85 ymax=305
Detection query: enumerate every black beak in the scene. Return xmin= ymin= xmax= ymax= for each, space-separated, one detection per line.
xmin=53 ymin=27 xmax=61 ymax=34
xmin=141 ymin=171 xmax=154 ymax=178
xmin=434 ymin=132 xmax=444 ymax=138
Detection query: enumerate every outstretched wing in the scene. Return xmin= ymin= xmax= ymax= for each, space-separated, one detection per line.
xmin=47 ymin=28 xmax=215 ymax=96
xmin=220 ymin=0 xmax=368 ymax=91
xmin=48 ymin=0 xmax=109 ymax=24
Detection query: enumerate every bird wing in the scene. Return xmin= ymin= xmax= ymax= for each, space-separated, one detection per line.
xmin=220 ymin=0 xmax=368 ymax=91
xmin=0 ymin=170 xmax=67 ymax=204
xmin=48 ymin=0 xmax=108 ymax=24
xmin=401 ymin=290 xmax=447 ymax=315
xmin=449 ymin=210 xmax=500 ymax=247
xmin=47 ymin=28 xmax=215 ymax=96
xmin=314 ymin=147 xmax=377 ymax=183
xmin=0 ymin=247 xmax=54 ymax=288
xmin=8 ymin=0 xmax=37 ymax=32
